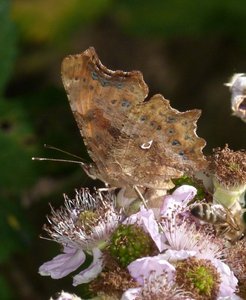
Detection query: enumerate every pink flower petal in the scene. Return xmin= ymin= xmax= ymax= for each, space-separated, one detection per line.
xmin=127 ymin=255 xmax=175 ymax=285
xmin=162 ymin=249 xmax=238 ymax=298
xmin=73 ymin=248 xmax=103 ymax=286
xmin=39 ymin=246 xmax=86 ymax=279
xmin=213 ymin=259 xmax=238 ymax=297
xmin=161 ymin=185 xmax=197 ymax=217
xmin=124 ymin=206 xmax=167 ymax=252
xmin=121 ymin=288 xmax=141 ymax=300
xmin=161 ymin=249 xmax=197 ymax=261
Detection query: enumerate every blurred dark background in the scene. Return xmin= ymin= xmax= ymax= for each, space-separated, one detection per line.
xmin=0 ymin=0 xmax=245 ymax=299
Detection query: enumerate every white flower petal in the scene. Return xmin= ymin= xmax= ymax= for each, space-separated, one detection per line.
xmin=161 ymin=185 xmax=197 ymax=217
xmin=161 ymin=249 xmax=196 ymax=262
xmin=128 ymin=255 xmax=175 ymax=285
xmin=49 ymin=290 xmax=82 ymax=300
xmin=162 ymin=249 xmax=238 ymax=298
xmin=73 ymin=248 xmax=103 ymax=286
xmin=121 ymin=288 xmax=141 ymax=300
xmin=172 ymin=185 xmax=197 ymax=203
xmin=124 ymin=206 xmax=167 ymax=252
xmin=39 ymin=246 xmax=86 ymax=279
xmin=213 ymin=259 xmax=238 ymax=297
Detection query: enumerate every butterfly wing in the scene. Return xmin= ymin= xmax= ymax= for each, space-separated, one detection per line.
xmin=62 ymin=47 xmax=207 ymax=189
xmin=61 ymin=47 xmax=148 ymax=184
xmin=112 ymin=94 xmax=207 ymax=188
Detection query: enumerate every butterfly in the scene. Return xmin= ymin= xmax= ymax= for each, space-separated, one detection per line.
xmin=61 ymin=47 xmax=207 ymax=190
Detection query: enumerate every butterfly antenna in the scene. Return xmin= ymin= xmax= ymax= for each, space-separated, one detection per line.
xmin=32 ymin=157 xmax=84 ymax=165
xmin=44 ymin=144 xmax=83 ymax=160
xmin=32 ymin=144 xmax=87 ymax=165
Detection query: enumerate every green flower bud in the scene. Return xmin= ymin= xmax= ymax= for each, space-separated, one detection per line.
xmin=109 ymin=224 xmax=153 ymax=267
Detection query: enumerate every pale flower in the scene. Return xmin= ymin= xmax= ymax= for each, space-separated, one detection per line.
xmin=39 ymin=188 xmax=122 ymax=286
xmin=160 ymin=185 xmax=197 ymax=218
xmin=49 ymin=290 xmax=82 ymax=300
xmin=124 ymin=249 xmax=238 ymax=299
xmin=162 ymin=215 xmax=223 ymax=260
xmin=124 ymin=255 xmax=190 ymax=299
xmin=162 ymin=249 xmax=238 ymax=299
xmin=225 ymin=73 xmax=246 ymax=122
xmin=123 ymin=205 xmax=167 ymax=252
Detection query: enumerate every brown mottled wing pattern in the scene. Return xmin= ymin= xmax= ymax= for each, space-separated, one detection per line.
xmin=61 ymin=47 xmax=207 ymax=189
xmin=61 ymin=47 xmax=148 ymax=185
xmin=113 ymin=94 xmax=206 ymax=188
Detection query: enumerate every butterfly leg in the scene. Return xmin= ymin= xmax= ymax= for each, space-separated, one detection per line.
xmin=133 ymin=185 xmax=149 ymax=209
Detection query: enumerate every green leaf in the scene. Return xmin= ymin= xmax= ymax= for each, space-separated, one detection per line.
xmin=0 ymin=99 xmax=38 ymax=191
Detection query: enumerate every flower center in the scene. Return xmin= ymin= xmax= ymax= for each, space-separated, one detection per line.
xmin=175 ymin=257 xmax=221 ymax=300
xmin=76 ymin=210 xmax=99 ymax=233
xmin=109 ymin=224 xmax=154 ymax=267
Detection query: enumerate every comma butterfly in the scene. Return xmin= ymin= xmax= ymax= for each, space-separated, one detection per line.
xmin=61 ymin=47 xmax=207 ymax=190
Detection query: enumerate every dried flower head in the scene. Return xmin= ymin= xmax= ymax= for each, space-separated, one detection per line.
xmin=209 ymin=145 xmax=246 ymax=211
xmin=90 ymin=257 xmax=138 ymax=297
xmin=224 ymin=238 xmax=246 ymax=297
xmin=211 ymin=145 xmax=246 ymax=189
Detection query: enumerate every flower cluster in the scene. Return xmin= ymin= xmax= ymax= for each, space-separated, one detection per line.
xmin=39 ymin=160 xmax=246 ymax=300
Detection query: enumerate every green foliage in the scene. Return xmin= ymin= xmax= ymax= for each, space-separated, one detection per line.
xmin=12 ymin=0 xmax=112 ymax=43
xmin=0 ymin=276 xmax=13 ymax=300
xmin=0 ymin=196 xmax=33 ymax=262
xmin=0 ymin=0 xmax=17 ymax=96
xmin=0 ymin=99 xmax=38 ymax=191
xmin=114 ymin=0 xmax=246 ymax=40
xmin=172 ymin=175 xmax=206 ymax=201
